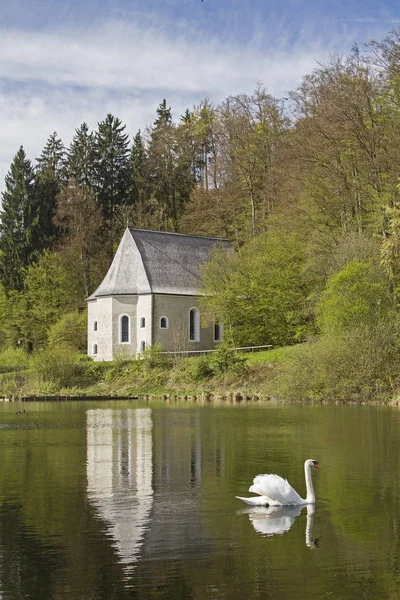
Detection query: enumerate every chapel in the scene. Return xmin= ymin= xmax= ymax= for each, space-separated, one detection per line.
xmin=87 ymin=228 xmax=231 ymax=360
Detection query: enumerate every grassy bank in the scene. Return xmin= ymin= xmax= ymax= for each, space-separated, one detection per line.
xmin=0 ymin=336 xmax=398 ymax=404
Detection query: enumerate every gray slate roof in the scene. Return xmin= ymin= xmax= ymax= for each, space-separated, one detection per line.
xmin=87 ymin=228 xmax=232 ymax=299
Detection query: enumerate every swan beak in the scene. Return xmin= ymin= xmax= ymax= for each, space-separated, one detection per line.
xmin=314 ymin=464 xmax=321 ymax=469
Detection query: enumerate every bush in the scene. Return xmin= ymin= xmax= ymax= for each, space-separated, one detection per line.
xmin=275 ymin=320 xmax=400 ymax=402
xmin=191 ymin=344 xmax=247 ymax=380
xmin=0 ymin=347 xmax=29 ymax=374
xmin=31 ymin=347 xmax=85 ymax=391
xmin=208 ymin=343 xmax=247 ymax=376
xmin=47 ymin=311 xmax=87 ymax=351
xmin=140 ymin=343 xmax=170 ymax=370
xmin=191 ymin=355 xmax=214 ymax=381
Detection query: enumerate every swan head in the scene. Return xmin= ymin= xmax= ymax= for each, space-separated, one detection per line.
xmin=305 ymin=459 xmax=320 ymax=470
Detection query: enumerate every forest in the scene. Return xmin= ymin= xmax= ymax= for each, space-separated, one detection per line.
xmin=3 ymin=28 xmax=400 ymax=401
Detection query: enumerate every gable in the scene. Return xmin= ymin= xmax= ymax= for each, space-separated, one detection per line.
xmin=87 ymin=229 xmax=151 ymax=299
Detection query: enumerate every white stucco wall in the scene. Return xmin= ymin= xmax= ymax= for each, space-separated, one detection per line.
xmin=111 ymin=296 xmax=138 ymax=360
xmin=88 ymin=295 xmax=139 ymax=361
xmin=89 ymin=293 xmax=221 ymax=361
xmin=153 ymin=295 xmax=218 ymax=352
xmin=88 ymin=297 xmax=114 ymax=361
xmin=136 ymin=295 xmax=153 ymax=354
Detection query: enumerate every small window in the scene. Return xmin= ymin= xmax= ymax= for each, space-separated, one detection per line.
xmin=93 ymin=321 xmax=98 ymax=332
xmin=214 ymin=323 xmax=223 ymax=342
xmin=140 ymin=340 xmax=146 ymax=352
xmin=140 ymin=317 xmax=146 ymax=328
xmin=120 ymin=315 xmax=130 ymax=343
xmin=160 ymin=316 xmax=168 ymax=329
xmin=189 ymin=308 xmax=200 ymax=342
xmin=93 ymin=344 xmax=98 ymax=355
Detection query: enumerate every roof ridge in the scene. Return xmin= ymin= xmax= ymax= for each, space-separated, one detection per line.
xmin=127 ymin=227 xmax=229 ymax=242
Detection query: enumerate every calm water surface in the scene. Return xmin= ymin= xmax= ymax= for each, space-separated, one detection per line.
xmin=0 ymin=400 xmax=399 ymax=599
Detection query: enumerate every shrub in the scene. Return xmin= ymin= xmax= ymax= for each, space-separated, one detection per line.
xmin=191 ymin=344 xmax=247 ymax=380
xmin=47 ymin=311 xmax=87 ymax=351
xmin=191 ymin=355 xmax=214 ymax=381
xmin=140 ymin=343 xmax=170 ymax=370
xmin=0 ymin=347 xmax=29 ymax=374
xmin=31 ymin=347 xmax=85 ymax=391
xmin=275 ymin=320 xmax=400 ymax=402
xmin=208 ymin=343 xmax=247 ymax=376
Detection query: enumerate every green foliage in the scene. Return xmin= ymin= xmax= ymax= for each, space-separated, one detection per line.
xmin=191 ymin=355 xmax=214 ymax=381
xmin=30 ymin=347 xmax=85 ymax=391
xmin=94 ymin=113 xmax=130 ymax=225
xmin=275 ymin=320 xmax=400 ymax=402
xmin=47 ymin=311 xmax=87 ymax=351
xmin=140 ymin=343 xmax=171 ymax=370
xmin=0 ymin=147 xmax=38 ymax=291
xmin=16 ymin=250 xmax=80 ymax=349
xmin=208 ymin=343 xmax=247 ymax=376
xmin=200 ymin=230 xmax=309 ymax=347
xmin=317 ymin=261 xmax=391 ymax=335
xmin=0 ymin=348 xmax=29 ymax=374
xmin=192 ymin=344 xmax=247 ymax=381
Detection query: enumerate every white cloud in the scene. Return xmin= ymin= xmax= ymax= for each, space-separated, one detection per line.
xmin=0 ymin=20 xmax=337 ymax=191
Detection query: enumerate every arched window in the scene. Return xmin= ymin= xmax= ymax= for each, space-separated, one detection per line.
xmin=140 ymin=317 xmax=146 ymax=328
xmin=93 ymin=344 xmax=98 ymax=355
xmin=140 ymin=340 xmax=146 ymax=352
xmin=160 ymin=316 xmax=168 ymax=329
xmin=189 ymin=308 xmax=200 ymax=342
xmin=120 ymin=315 xmax=130 ymax=343
xmin=93 ymin=321 xmax=98 ymax=332
xmin=214 ymin=322 xmax=223 ymax=342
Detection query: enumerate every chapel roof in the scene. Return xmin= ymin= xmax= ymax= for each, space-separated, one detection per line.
xmin=87 ymin=228 xmax=231 ymax=299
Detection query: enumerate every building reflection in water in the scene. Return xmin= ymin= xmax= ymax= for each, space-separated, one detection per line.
xmin=86 ymin=408 xmax=153 ymax=573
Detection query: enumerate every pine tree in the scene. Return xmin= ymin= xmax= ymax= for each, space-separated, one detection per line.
xmin=129 ymin=130 xmax=150 ymax=208
xmin=94 ymin=114 xmax=130 ymax=223
xmin=0 ymin=147 xmax=38 ymax=291
xmin=66 ymin=122 xmax=96 ymax=188
xmin=147 ymin=99 xmax=179 ymax=229
xmin=35 ymin=132 xmax=66 ymax=245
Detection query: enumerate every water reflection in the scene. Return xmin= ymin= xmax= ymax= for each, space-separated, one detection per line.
xmin=86 ymin=408 xmax=153 ymax=573
xmin=239 ymin=504 xmax=319 ymax=548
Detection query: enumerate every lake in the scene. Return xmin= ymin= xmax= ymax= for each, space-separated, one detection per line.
xmin=0 ymin=400 xmax=399 ymax=600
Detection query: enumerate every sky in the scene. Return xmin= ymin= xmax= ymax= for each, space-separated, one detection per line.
xmin=1 ymin=0 xmax=400 ymax=191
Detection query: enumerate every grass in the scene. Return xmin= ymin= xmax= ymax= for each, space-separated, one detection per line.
xmin=244 ymin=346 xmax=297 ymax=365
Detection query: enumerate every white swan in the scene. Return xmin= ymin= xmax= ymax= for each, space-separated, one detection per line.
xmin=236 ymin=459 xmax=320 ymax=506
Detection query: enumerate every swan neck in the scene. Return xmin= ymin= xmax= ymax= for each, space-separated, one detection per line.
xmin=304 ymin=462 xmax=315 ymax=503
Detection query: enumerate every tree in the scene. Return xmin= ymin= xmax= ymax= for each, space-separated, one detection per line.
xmin=35 ymin=132 xmax=66 ymax=245
xmin=317 ymin=261 xmax=392 ymax=335
xmin=200 ymin=230 xmax=309 ymax=346
xmin=11 ymin=250 xmax=78 ymax=349
xmin=0 ymin=147 xmax=38 ymax=291
xmin=66 ymin=123 xmax=96 ymax=188
xmin=54 ymin=182 xmax=106 ymax=297
xmin=147 ymin=99 xmax=194 ymax=229
xmin=94 ymin=114 xmax=130 ymax=224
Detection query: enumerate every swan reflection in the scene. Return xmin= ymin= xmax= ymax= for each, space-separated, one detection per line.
xmin=87 ymin=408 xmax=153 ymax=573
xmin=239 ymin=504 xmax=319 ymax=548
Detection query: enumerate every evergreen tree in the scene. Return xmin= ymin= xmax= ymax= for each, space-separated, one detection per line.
xmin=148 ymin=99 xmax=193 ymax=229
xmin=0 ymin=147 xmax=38 ymax=291
xmin=94 ymin=114 xmax=130 ymax=223
xmin=66 ymin=122 xmax=96 ymax=188
xmin=129 ymin=130 xmax=150 ymax=208
xmin=35 ymin=132 xmax=66 ymax=244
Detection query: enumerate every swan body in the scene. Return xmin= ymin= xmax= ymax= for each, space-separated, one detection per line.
xmin=236 ymin=459 xmax=320 ymax=506
xmin=239 ymin=503 xmax=319 ymax=547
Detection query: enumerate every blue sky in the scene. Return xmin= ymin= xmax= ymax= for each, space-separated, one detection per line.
xmin=1 ymin=0 xmax=400 ymax=190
